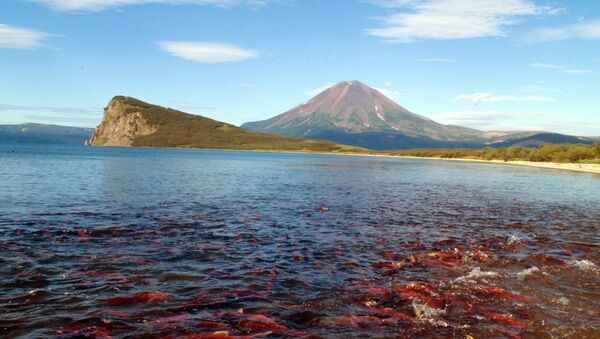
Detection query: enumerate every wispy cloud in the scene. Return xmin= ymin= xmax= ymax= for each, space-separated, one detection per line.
xmin=513 ymin=119 xmax=600 ymax=136
xmin=0 ymin=103 xmax=101 ymax=127
xmin=0 ymin=103 xmax=100 ymax=114
xmin=434 ymin=110 xmax=543 ymax=121
xmin=530 ymin=62 xmax=563 ymax=70
xmin=530 ymin=62 xmax=591 ymax=75
xmin=430 ymin=110 xmax=544 ymax=129
xmin=32 ymin=0 xmax=271 ymax=12
xmin=560 ymin=69 xmax=591 ymax=75
xmin=22 ymin=115 xmax=100 ymax=125
xmin=0 ymin=23 xmax=50 ymax=49
xmin=366 ymin=0 xmax=551 ymax=42
xmin=431 ymin=110 xmax=600 ymax=135
xmin=455 ymin=92 xmax=555 ymax=104
xmin=157 ymin=41 xmax=259 ymax=63
xmin=523 ymin=19 xmax=600 ymax=43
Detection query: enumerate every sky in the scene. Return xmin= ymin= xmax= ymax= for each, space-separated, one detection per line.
xmin=1 ymin=0 xmax=599 ymax=136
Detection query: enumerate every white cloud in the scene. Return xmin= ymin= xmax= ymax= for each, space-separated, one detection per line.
xmin=0 ymin=23 xmax=50 ymax=49
xmin=431 ymin=110 xmax=600 ymax=135
xmin=366 ymin=0 xmax=550 ymax=42
xmin=434 ymin=110 xmax=543 ymax=121
xmin=516 ymin=120 xmax=600 ymax=136
xmin=32 ymin=0 xmax=270 ymax=12
xmin=530 ymin=63 xmax=591 ymax=75
xmin=430 ymin=110 xmax=544 ymax=129
xmin=530 ymin=62 xmax=563 ymax=70
xmin=560 ymin=69 xmax=591 ymax=75
xmin=524 ymin=20 xmax=600 ymax=43
xmin=455 ymin=92 xmax=555 ymax=104
xmin=157 ymin=41 xmax=259 ymax=63
xmin=0 ymin=103 xmax=99 ymax=114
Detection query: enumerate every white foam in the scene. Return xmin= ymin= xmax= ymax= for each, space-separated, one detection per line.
xmin=507 ymin=235 xmax=521 ymax=246
xmin=517 ymin=266 xmax=540 ymax=280
xmin=412 ymin=300 xmax=449 ymax=327
xmin=412 ymin=300 xmax=446 ymax=320
xmin=454 ymin=267 xmax=498 ymax=282
xmin=572 ymin=260 xmax=598 ymax=272
xmin=553 ymin=296 xmax=570 ymax=305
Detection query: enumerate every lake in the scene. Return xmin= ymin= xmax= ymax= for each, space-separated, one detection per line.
xmin=1 ymin=144 xmax=599 ymax=338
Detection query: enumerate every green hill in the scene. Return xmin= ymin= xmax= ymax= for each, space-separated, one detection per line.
xmin=87 ymin=96 xmax=364 ymax=153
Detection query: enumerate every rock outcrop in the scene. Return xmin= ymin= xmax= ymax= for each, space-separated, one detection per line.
xmin=86 ymin=96 xmax=156 ymax=146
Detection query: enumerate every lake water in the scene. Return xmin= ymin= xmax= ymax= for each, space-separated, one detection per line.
xmin=1 ymin=144 xmax=599 ymax=338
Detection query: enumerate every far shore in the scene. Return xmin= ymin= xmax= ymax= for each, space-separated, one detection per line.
xmin=217 ymin=148 xmax=600 ymax=175
xmin=270 ymin=150 xmax=600 ymax=175
xmin=391 ymin=156 xmax=600 ymax=175
xmin=85 ymin=144 xmax=600 ymax=175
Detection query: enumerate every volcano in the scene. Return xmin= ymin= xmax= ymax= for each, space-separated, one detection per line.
xmin=242 ymin=81 xmax=485 ymax=150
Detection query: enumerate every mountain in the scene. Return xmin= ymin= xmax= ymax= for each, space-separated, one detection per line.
xmin=486 ymin=132 xmax=593 ymax=148
xmin=86 ymin=96 xmax=363 ymax=153
xmin=242 ymin=81 xmax=593 ymax=150
xmin=0 ymin=123 xmax=93 ymax=145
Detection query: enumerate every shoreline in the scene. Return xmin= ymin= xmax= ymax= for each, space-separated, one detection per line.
xmin=85 ymin=145 xmax=600 ymax=175
xmin=319 ymin=152 xmax=600 ymax=175
xmin=250 ymin=150 xmax=600 ymax=175
xmin=391 ymin=156 xmax=600 ymax=175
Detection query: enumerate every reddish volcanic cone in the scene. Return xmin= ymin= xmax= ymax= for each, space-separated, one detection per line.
xmin=269 ymin=80 xmax=415 ymax=132
xmin=241 ymin=80 xmax=499 ymax=149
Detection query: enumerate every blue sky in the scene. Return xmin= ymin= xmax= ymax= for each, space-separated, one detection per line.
xmin=1 ymin=0 xmax=599 ymax=135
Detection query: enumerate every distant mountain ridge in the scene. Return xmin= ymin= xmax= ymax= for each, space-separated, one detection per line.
xmin=86 ymin=96 xmax=363 ymax=153
xmin=0 ymin=123 xmax=93 ymax=145
xmin=242 ymin=81 xmax=593 ymax=150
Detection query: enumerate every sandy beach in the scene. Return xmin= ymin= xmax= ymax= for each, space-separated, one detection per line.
xmin=395 ymin=156 xmax=600 ymax=175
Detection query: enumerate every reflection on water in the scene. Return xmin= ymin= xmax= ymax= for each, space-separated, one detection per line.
xmin=0 ymin=145 xmax=599 ymax=338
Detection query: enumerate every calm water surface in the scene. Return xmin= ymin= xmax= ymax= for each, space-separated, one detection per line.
xmin=1 ymin=145 xmax=599 ymax=338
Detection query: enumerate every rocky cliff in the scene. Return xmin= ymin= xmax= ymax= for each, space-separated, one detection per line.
xmin=86 ymin=96 xmax=157 ymax=146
